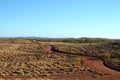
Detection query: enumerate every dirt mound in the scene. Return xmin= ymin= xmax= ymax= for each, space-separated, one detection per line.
xmin=42 ymin=45 xmax=53 ymax=52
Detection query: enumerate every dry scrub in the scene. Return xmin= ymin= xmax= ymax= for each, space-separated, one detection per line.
xmin=0 ymin=39 xmax=92 ymax=79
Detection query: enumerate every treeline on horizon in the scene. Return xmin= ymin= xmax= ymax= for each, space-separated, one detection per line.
xmin=31 ymin=38 xmax=120 ymax=43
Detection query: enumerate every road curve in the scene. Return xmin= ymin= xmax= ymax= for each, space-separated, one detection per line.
xmin=84 ymin=56 xmax=120 ymax=76
xmin=44 ymin=45 xmax=120 ymax=77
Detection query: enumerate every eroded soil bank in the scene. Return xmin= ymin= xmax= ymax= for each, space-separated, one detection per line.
xmin=46 ymin=45 xmax=120 ymax=80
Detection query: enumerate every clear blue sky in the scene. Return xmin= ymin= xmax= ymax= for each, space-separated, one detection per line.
xmin=0 ymin=0 xmax=120 ymax=38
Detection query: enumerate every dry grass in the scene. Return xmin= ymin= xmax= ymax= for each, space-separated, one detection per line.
xmin=0 ymin=38 xmax=119 ymax=79
xmin=0 ymin=39 xmax=91 ymax=79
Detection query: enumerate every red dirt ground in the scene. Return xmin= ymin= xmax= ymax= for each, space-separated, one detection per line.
xmin=44 ymin=45 xmax=120 ymax=80
xmin=2 ymin=44 xmax=120 ymax=80
xmin=42 ymin=45 xmax=52 ymax=52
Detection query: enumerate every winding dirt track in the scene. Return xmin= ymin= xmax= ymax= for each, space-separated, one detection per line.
xmin=44 ymin=45 xmax=120 ymax=80
xmin=84 ymin=56 xmax=120 ymax=77
xmin=3 ymin=44 xmax=120 ymax=80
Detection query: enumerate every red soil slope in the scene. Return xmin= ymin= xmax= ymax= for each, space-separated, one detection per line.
xmin=43 ymin=45 xmax=120 ymax=80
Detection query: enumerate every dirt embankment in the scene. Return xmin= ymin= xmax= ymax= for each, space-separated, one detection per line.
xmin=2 ymin=44 xmax=120 ymax=80
xmin=42 ymin=45 xmax=120 ymax=80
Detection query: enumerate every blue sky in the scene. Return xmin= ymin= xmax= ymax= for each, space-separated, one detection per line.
xmin=0 ymin=0 xmax=120 ymax=38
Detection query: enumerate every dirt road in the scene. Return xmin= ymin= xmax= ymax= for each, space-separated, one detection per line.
xmin=45 ymin=45 xmax=120 ymax=80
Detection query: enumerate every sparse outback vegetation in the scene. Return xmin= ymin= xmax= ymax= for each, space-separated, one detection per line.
xmin=0 ymin=38 xmax=120 ymax=80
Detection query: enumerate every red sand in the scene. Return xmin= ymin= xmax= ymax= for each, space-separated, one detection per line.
xmin=44 ymin=45 xmax=120 ymax=80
